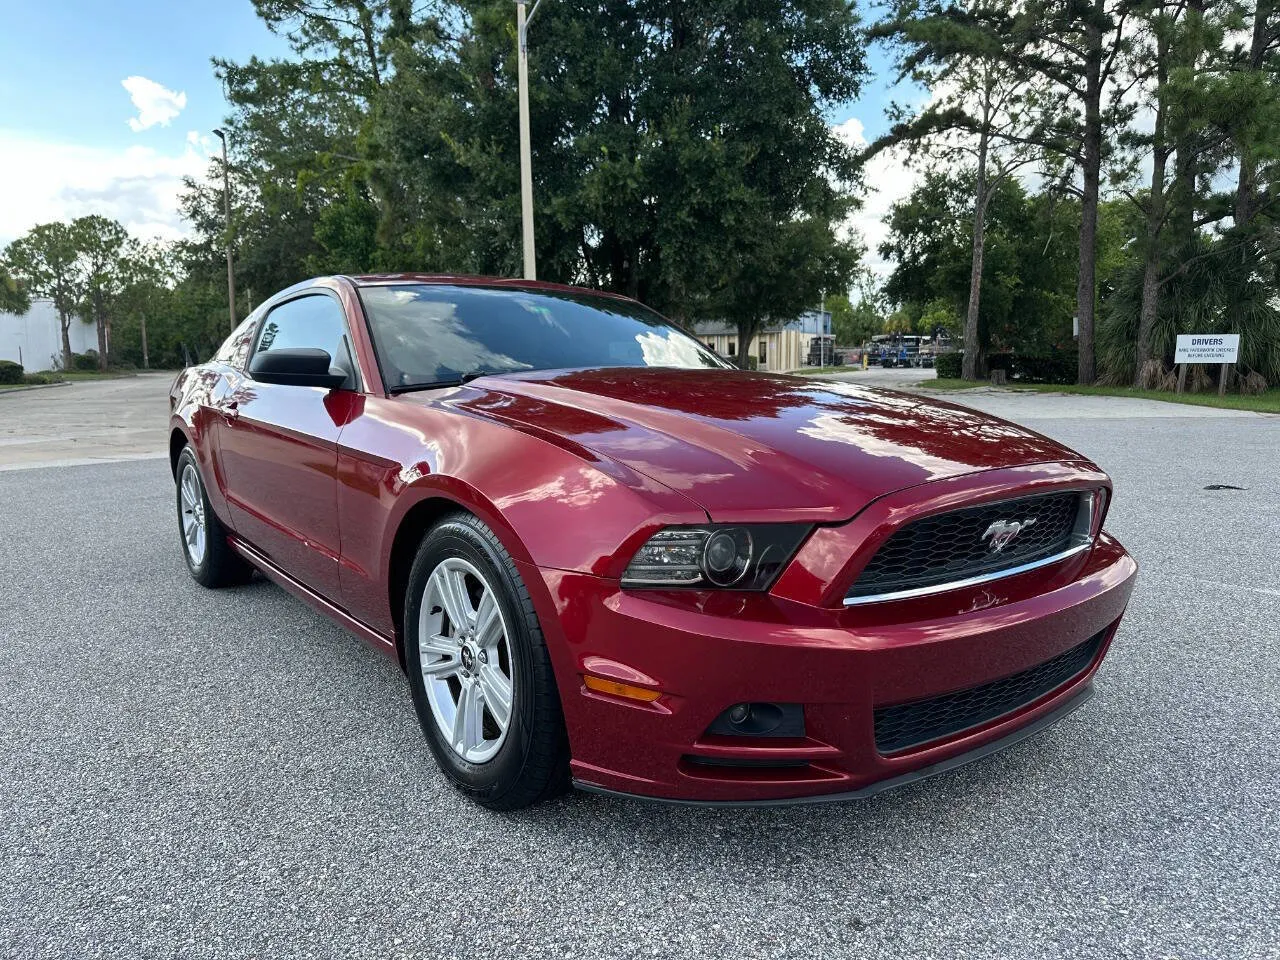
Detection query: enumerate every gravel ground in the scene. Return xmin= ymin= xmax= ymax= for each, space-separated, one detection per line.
xmin=1 ymin=413 xmax=1277 ymax=960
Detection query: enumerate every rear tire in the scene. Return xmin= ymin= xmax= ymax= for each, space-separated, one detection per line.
xmin=175 ymin=446 xmax=253 ymax=588
xmin=404 ymin=513 xmax=569 ymax=810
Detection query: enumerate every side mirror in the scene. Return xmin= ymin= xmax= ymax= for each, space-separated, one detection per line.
xmin=251 ymin=348 xmax=348 ymax=389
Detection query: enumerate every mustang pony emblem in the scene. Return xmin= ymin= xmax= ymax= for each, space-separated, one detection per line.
xmin=982 ymin=518 xmax=1037 ymax=553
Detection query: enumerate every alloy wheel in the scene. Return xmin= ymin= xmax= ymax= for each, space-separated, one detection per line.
xmin=418 ymin=557 xmax=516 ymax=763
xmin=179 ymin=463 xmax=208 ymax=565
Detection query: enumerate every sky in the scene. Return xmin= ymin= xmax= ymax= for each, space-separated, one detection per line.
xmin=0 ymin=1 xmax=922 ymax=276
xmin=0 ymin=0 xmax=288 ymax=248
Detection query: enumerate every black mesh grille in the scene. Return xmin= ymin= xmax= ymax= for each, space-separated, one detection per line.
xmin=873 ymin=630 xmax=1106 ymax=754
xmin=847 ymin=492 xmax=1085 ymax=600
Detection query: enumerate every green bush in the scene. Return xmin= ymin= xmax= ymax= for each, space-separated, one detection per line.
xmin=933 ymin=350 xmax=1076 ymax=384
xmin=935 ymin=352 xmax=962 ymax=378
xmin=986 ymin=352 xmax=1015 ymax=374
xmin=22 ymin=372 xmax=54 ymax=385
xmin=1014 ymin=352 xmax=1078 ymax=385
xmin=0 ymin=360 xmax=23 ymax=384
xmin=71 ymin=351 xmax=99 ymax=371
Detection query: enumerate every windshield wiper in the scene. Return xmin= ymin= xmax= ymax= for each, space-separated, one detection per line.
xmin=388 ymin=370 xmax=497 ymax=394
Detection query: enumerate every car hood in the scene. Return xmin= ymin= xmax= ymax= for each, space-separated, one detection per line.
xmin=445 ymin=367 xmax=1087 ymax=522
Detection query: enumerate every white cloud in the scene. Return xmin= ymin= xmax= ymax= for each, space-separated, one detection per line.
xmin=0 ymin=129 xmax=211 ymax=248
xmin=832 ymin=117 xmax=921 ymax=281
xmin=122 ymin=76 xmax=188 ymax=132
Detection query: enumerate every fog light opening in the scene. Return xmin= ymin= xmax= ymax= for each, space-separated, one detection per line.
xmin=705 ymin=702 xmax=805 ymax=738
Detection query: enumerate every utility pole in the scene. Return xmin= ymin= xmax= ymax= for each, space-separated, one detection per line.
xmin=213 ymin=129 xmax=237 ymax=331
xmin=516 ymin=0 xmax=545 ymax=281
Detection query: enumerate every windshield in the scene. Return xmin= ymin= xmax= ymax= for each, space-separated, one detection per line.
xmin=357 ymin=283 xmax=730 ymax=391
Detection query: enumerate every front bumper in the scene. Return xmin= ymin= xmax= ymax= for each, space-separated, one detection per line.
xmin=521 ymin=531 xmax=1137 ymax=805
xmin=576 ymin=682 xmax=1095 ymax=806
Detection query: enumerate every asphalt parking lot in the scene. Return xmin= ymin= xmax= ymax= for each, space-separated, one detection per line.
xmin=1 ymin=377 xmax=1278 ymax=959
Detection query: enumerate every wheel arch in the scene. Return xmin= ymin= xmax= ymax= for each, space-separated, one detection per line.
xmin=169 ymin=426 xmax=190 ymax=478
xmin=383 ymin=482 xmax=535 ymax=671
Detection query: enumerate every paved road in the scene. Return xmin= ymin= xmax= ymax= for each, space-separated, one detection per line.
xmin=0 ymin=374 xmax=173 ymax=470
xmin=1 ymin=379 xmax=1278 ymax=959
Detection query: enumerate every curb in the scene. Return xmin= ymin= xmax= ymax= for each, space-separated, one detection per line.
xmin=0 ymin=381 xmax=74 ymax=398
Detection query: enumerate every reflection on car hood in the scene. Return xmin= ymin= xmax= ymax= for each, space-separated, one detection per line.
xmin=445 ymin=367 xmax=1088 ymax=521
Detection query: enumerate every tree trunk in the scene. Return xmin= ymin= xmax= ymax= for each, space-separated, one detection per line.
xmin=1075 ymin=22 xmax=1103 ymax=385
xmin=1135 ymin=30 xmax=1169 ymax=385
xmin=60 ymin=312 xmax=73 ymax=371
xmin=735 ymin=319 xmax=756 ymax=369
xmin=962 ymin=126 xmax=990 ymax=382
xmin=94 ymin=288 xmax=108 ymax=370
xmin=1171 ymin=0 xmax=1206 ymax=254
xmin=1234 ymin=0 xmax=1271 ymax=231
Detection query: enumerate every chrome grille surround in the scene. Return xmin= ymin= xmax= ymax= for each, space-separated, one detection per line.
xmin=844 ymin=491 xmax=1096 ymax=606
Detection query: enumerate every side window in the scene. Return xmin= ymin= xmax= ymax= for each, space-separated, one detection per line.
xmin=250 ymin=294 xmax=359 ymax=389
xmin=213 ymin=316 xmax=257 ymax=367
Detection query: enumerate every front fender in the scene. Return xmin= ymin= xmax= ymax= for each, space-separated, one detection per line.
xmin=333 ymin=392 xmax=708 ymax=639
xmin=169 ymin=366 xmax=235 ymax=528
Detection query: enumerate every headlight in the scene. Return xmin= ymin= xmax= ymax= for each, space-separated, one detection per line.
xmin=621 ymin=524 xmax=811 ymax=590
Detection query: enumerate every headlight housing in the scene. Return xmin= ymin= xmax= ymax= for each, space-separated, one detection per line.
xmin=621 ymin=524 xmax=811 ymax=591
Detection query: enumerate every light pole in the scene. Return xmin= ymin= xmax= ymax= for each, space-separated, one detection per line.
xmin=516 ymin=0 xmax=545 ymax=281
xmin=212 ymin=129 xmax=237 ymax=331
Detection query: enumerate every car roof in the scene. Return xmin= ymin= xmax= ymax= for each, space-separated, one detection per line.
xmin=343 ymin=273 xmax=637 ymax=304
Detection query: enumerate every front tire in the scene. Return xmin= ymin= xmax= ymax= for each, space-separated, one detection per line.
xmin=175 ymin=446 xmax=253 ymax=588
xmin=404 ymin=513 xmax=569 ymax=810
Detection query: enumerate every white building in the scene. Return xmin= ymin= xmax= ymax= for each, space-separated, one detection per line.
xmin=692 ymin=309 xmax=832 ymax=373
xmin=0 ymin=299 xmax=100 ymax=371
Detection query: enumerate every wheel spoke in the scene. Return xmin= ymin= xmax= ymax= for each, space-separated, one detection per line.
xmin=474 ymin=589 xmax=502 ymax=646
xmin=432 ymin=565 xmax=474 ymax=632
xmin=420 ymin=632 xmax=460 ymax=657
xmin=477 ymin=663 xmax=513 ymax=729
xmin=420 ymin=657 xmax=459 ymax=680
xmin=452 ymin=680 xmax=484 ymax=754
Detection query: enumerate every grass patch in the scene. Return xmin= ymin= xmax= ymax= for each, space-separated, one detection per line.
xmin=55 ymin=370 xmax=138 ymax=381
xmin=921 ymin=377 xmax=1279 ymax=413
xmin=917 ymin=378 xmax=986 ymax=391
xmin=1006 ymin=382 xmax=1280 ymax=414
xmin=801 ymin=365 xmax=867 ymax=375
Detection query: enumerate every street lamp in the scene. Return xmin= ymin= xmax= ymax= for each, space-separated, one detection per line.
xmin=212 ymin=129 xmax=237 ymax=331
xmin=516 ymin=0 xmax=545 ymax=281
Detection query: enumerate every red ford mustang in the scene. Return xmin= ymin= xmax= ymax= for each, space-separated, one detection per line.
xmin=169 ymin=274 xmax=1137 ymax=809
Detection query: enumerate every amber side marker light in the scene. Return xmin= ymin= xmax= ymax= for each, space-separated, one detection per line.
xmin=583 ymin=675 xmax=662 ymax=702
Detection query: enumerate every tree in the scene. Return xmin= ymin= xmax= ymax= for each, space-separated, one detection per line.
xmin=0 ymin=261 xmax=30 ymax=315
xmin=4 ymin=223 xmax=86 ymax=370
xmin=74 ymin=216 xmax=130 ymax=369
xmin=881 ymin=170 xmax=1081 ymax=356
xmin=195 ymin=0 xmax=869 ymax=368
xmin=1095 ymin=0 xmax=1280 ymax=388
xmin=984 ymin=0 xmax=1143 ymax=383
xmin=828 ymin=286 xmax=883 ymax=347
xmin=870 ymin=0 xmax=1047 ymax=379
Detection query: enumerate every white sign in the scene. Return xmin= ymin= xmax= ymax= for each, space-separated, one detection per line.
xmin=1175 ymin=334 xmax=1239 ymax=364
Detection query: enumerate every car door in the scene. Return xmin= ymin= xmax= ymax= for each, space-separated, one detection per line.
xmin=217 ymin=291 xmax=362 ymax=599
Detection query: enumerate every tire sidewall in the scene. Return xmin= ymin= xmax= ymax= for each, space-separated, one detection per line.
xmin=404 ymin=520 xmax=541 ymax=801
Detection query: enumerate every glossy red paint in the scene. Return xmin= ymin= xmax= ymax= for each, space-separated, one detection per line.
xmin=170 ymin=273 xmax=1138 ymax=804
